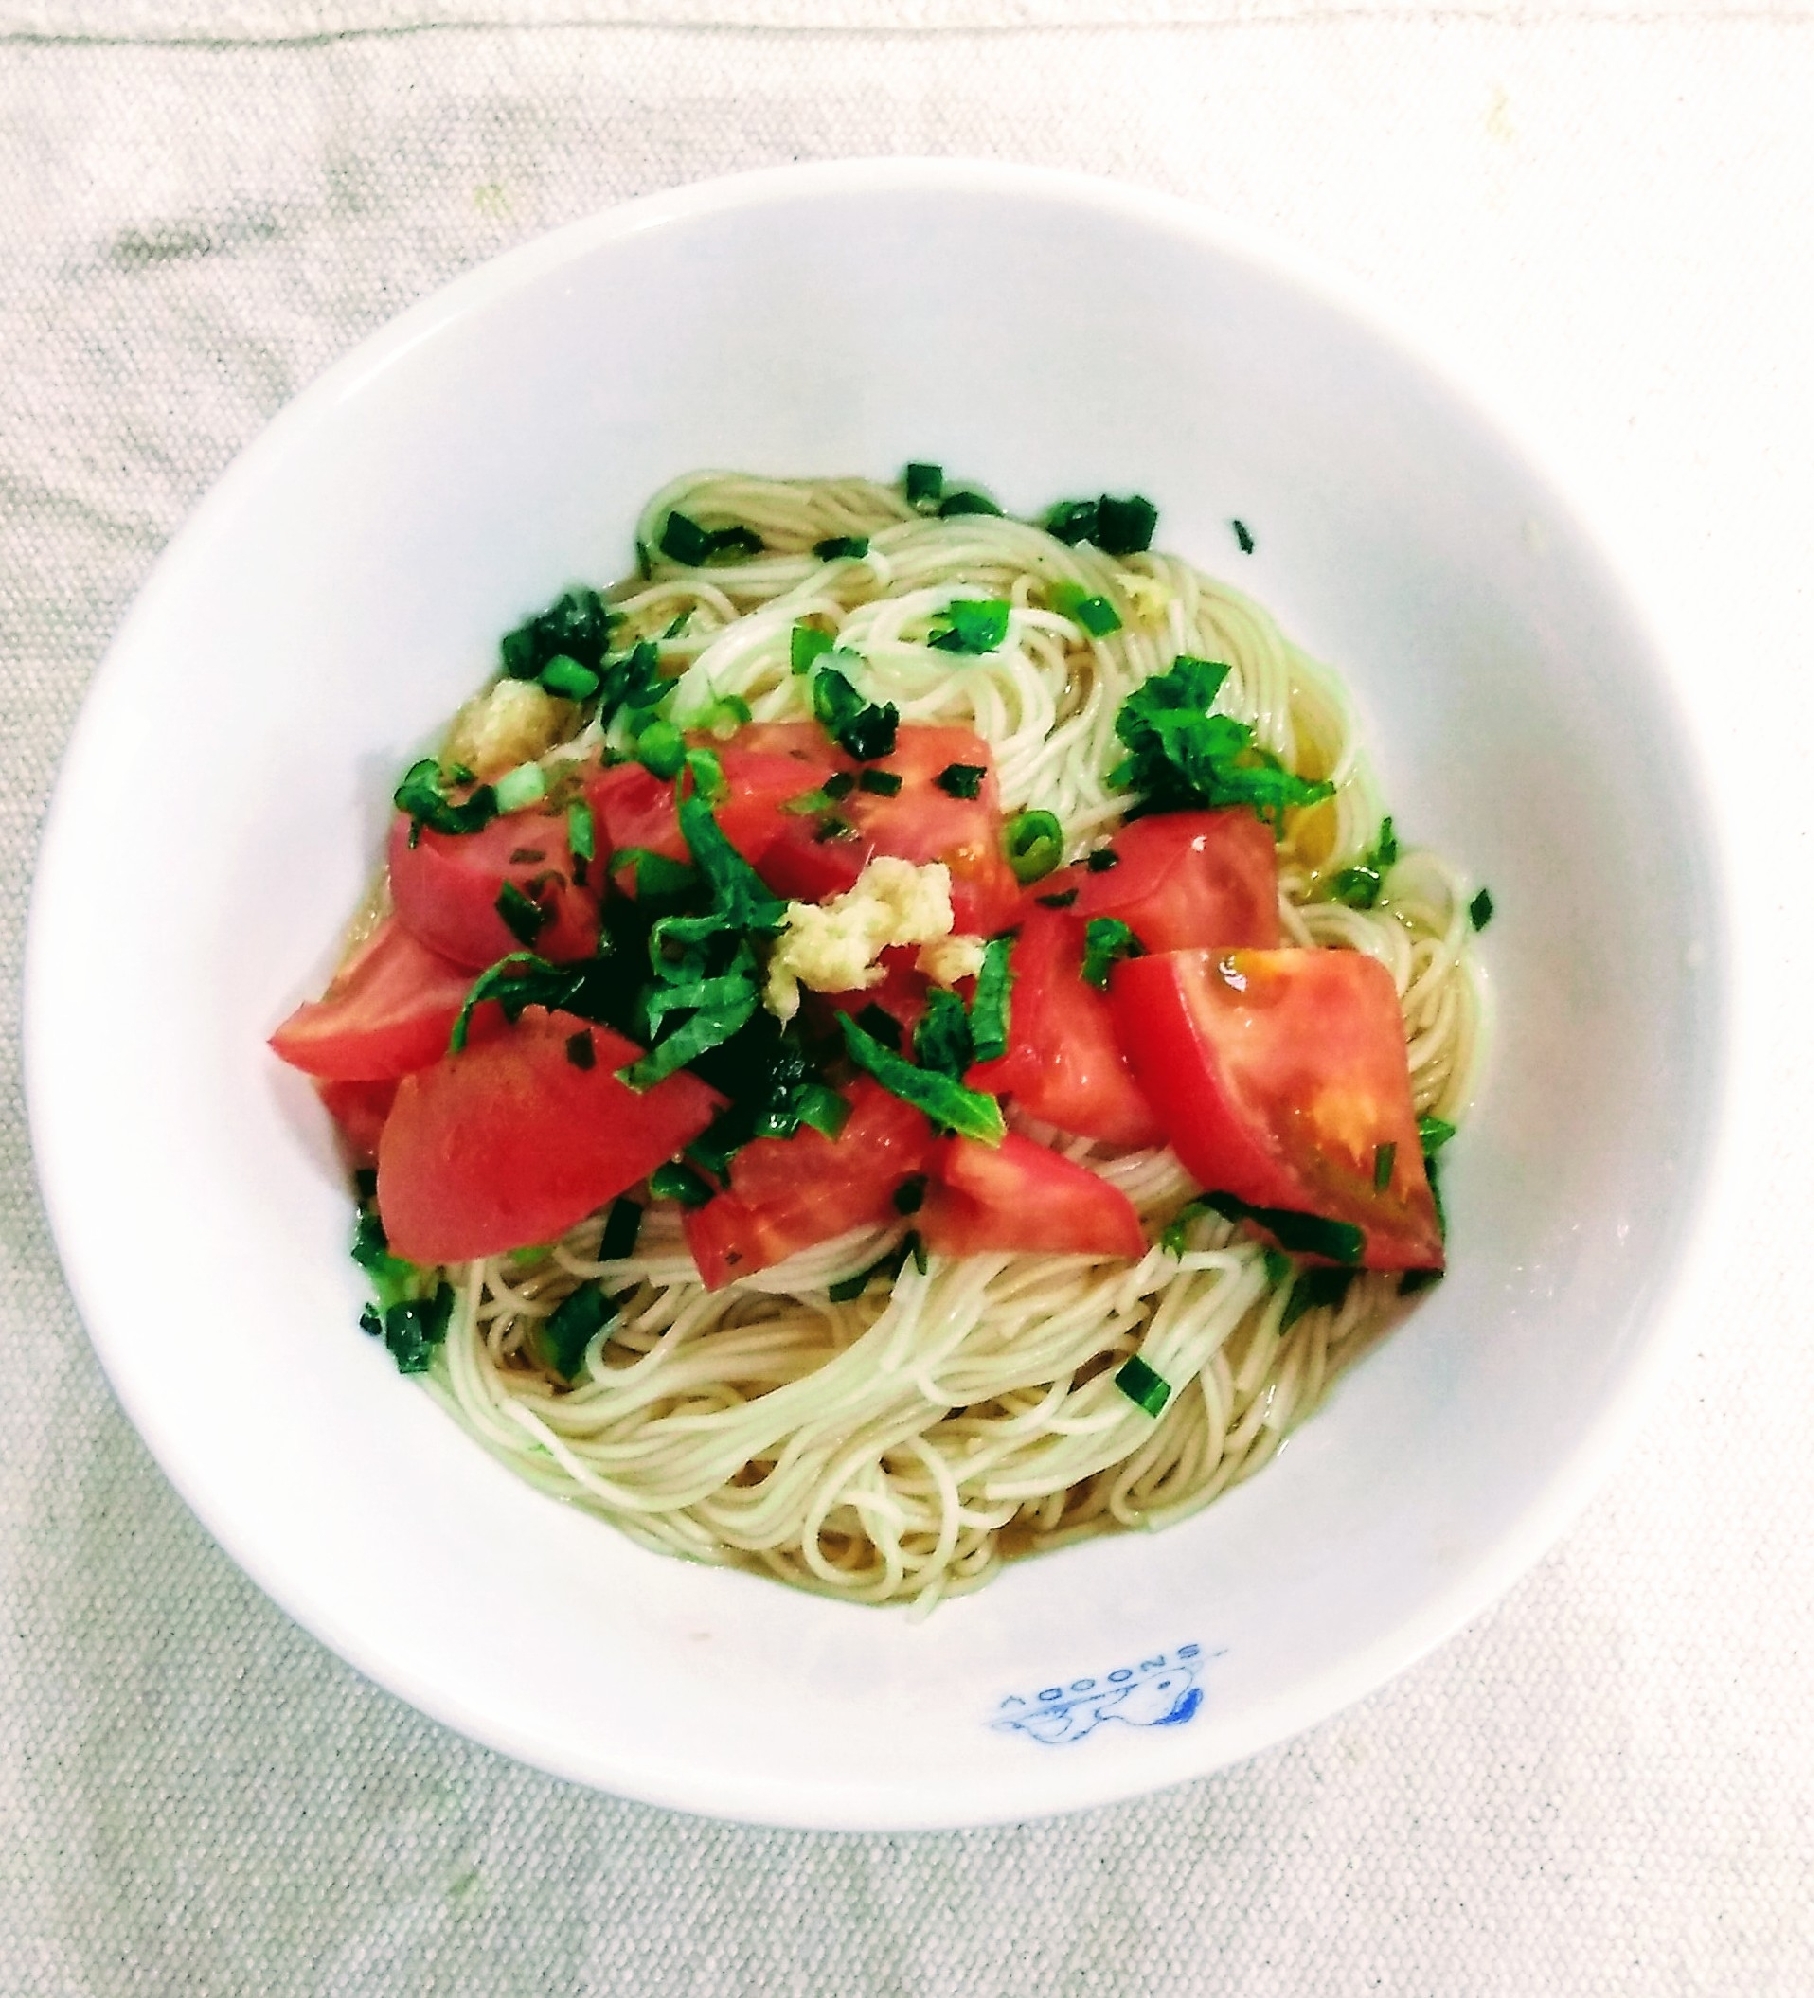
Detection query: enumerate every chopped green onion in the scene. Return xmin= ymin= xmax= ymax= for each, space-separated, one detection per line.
xmin=1048 ymin=581 xmax=1122 ymax=636
xmin=1044 ymin=498 xmax=1099 ymax=545
xmin=929 ymin=598 xmax=1011 ymax=655
xmin=495 ymin=880 xmax=550 ymax=948
xmin=1080 ymin=915 xmax=1143 ymax=989
xmin=381 ymin=1283 xmax=456 ymax=1374
xmin=936 ymin=762 xmax=986 ymax=800
xmin=692 ymin=695 xmax=752 ymax=742
xmin=598 ymin=1197 xmax=644 ymax=1260
xmin=1232 ymin=519 xmax=1255 ymax=555
xmin=659 ymin=512 xmax=764 ymax=566
xmin=1115 ymin=1354 xmax=1171 ymax=1417
xmin=857 ymin=768 xmax=902 ymax=796
xmin=536 ymin=1284 xmax=611 ymax=1380
xmin=839 ymin=1014 xmax=1006 ymax=1145
xmin=492 ymin=760 xmax=549 ymax=814
xmin=538 ymin=653 xmax=601 ymax=701
xmin=565 ymin=1029 xmax=596 ymax=1070
xmin=904 ymin=462 xmax=944 ymax=507
xmin=632 ymin=720 xmax=687 ymax=780
xmin=791 ymin=623 xmax=836 ymax=676
xmin=1095 ymin=493 xmax=1158 ymax=556
xmin=684 ymin=745 xmax=727 ymax=805
xmin=1470 ymin=887 xmax=1494 ymax=930
xmin=1373 ymin=1141 xmax=1397 ymax=1191
xmin=814 ymin=535 xmax=869 ymax=560
xmin=937 ymin=490 xmax=1002 ymax=519
xmin=500 ymin=586 xmax=617 ymax=681
xmin=1005 ymin=809 xmax=1064 ymax=886
xmin=968 ymin=934 xmax=1015 ymax=1064
xmin=650 ymin=1161 xmax=715 ymax=1207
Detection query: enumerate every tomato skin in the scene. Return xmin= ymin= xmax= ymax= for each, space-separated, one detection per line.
xmin=918 ymin=1133 xmax=1147 ymax=1260
xmin=386 ymin=807 xmax=599 ymax=970
xmin=1037 ymin=811 xmax=1280 ymax=953
xmin=314 ymin=1076 xmax=398 ymax=1166
xmin=585 ymin=727 xmax=836 ymax=878
xmin=684 ymin=1079 xmax=930 ymax=1289
xmin=757 ymin=725 xmax=1022 ymax=934
xmin=967 ymin=907 xmax=1162 ymax=1148
xmin=1110 ymin=947 xmax=1442 ymax=1271
xmin=269 ymin=916 xmax=485 ymax=1081
xmin=377 ymin=1006 xmax=723 ymax=1264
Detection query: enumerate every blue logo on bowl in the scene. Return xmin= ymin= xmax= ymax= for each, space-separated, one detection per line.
xmin=990 ymin=1642 xmax=1219 ymax=1746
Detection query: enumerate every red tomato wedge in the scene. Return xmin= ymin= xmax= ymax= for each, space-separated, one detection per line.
xmin=269 ymin=917 xmax=483 ymax=1081
xmin=967 ymin=907 xmax=1162 ymax=1148
xmin=386 ymin=806 xmax=599 ymax=970
xmin=918 ymin=1134 xmax=1147 ymax=1261
xmin=377 ymin=1006 xmax=723 ymax=1264
xmin=684 ymin=1079 xmax=929 ymax=1289
xmin=314 ymin=1077 xmax=398 ymax=1166
xmin=1036 ymin=811 xmax=1280 ymax=953
xmin=585 ymin=725 xmax=836 ymax=877
xmin=757 ymin=725 xmax=1022 ymax=934
xmin=1110 ymin=948 xmax=1442 ymax=1270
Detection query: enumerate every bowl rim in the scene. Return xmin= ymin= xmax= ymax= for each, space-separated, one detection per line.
xmin=25 ymin=156 xmax=1743 ymax=1828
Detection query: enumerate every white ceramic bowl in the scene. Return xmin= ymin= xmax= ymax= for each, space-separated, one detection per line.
xmin=27 ymin=160 xmax=1731 ymax=1830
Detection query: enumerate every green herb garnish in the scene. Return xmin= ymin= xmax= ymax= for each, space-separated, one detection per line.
xmin=936 ymin=762 xmax=986 ymax=800
xmin=968 ymin=934 xmax=1015 ymax=1064
xmin=1037 ymin=888 xmax=1079 ymax=909
xmin=1086 ymin=846 xmax=1118 ymax=872
xmin=1198 ymin=1190 xmax=1364 ymax=1265
xmin=495 ymin=880 xmax=550 ymax=948
xmin=394 ymin=759 xmax=498 ymax=839
xmin=1095 ymin=493 xmax=1158 ymax=556
xmin=566 ymin=799 xmax=596 ymax=871
xmin=893 ymin=1173 xmax=927 ymax=1216
xmin=1080 ymin=916 xmax=1143 ymax=989
xmin=1114 ymin=1354 xmax=1171 ymax=1416
xmin=598 ymin=1197 xmax=643 ymax=1260
xmin=1327 ymin=818 xmax=1399 ymax=910
xmin=632 ymin=720 xmax=687 ymax=780
xmin=1044 ymin=498 xmax=1099 ymax=545
xmin=565 ymin=1028 xmax=596 ymax=1070
xmin=1004 ymin=809 xmax=1064 ymax=886
xmin=1280 ymin=1266 xmax=1354 ymax=1333
xmin=536 ymin=1284 xmax=611 ymax=1380
xmin=1373 ymin=1141 xmax=1397 ymax=1192
xmin=930 ymin=598 xmax=1010 ymax=655
xmin=538 ymin=654 xmax=601 ymax=702
xmin=1470 ymin=887 xmax=1494 ymax=930
xmin=829 ymin=1231 xmax=924 ymax=1301
xmin=379 ymin=1284 xmax=456 ymax=1374
xmin=1232 ymin=519 xmax=1255 ymax=554
xmin=839 ymin=1014 xmax=1005 ymax=1144
xmin=814 ymin=535 xmax=869 ymax=560
xmin=913 ymin=988 xmax=974 ymax=1078
xmin=1111 ymin=654 xmax=1333 ymax=832
xmin=936 ymin=490 xmax=1002 ymax=519
xmin=812 ymin=664 xmax=899 ymax=761
xmin=501 ymin=586 xmax=617 ymax=682
xmin=858 ymin=768 xmax=903 ymax=796
xmin=492 ymin=761 xmax=548 ymax=814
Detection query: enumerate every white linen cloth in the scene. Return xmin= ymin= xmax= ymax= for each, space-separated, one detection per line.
xmin=2 ymin=7 xmax=1809 ymax=1992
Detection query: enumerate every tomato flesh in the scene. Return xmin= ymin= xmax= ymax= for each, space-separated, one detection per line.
xmin=757 ymin=724 xmax=1021 ymax=934
xmin=967 ymin=907 xmax=1162 ymax=1148
xmin=585 ymin=726 xmax=836 ymax=879
xmin=269 ymin=916 xmax=483 ymax=1081
xmin=684 ymin=1079 xmax=929 ymax=1289
xmin=386 ymin=806 xmax=599 ymax=970
xmin=377 ymin=1006 xmax=723 ymax=1264
xmin=918 ymin=1133 xmax=1147 ymax=1261
xmin=1110 ymin=947 xmax=1442 ymax=1270
xmin=314 ymin=1076 xmax=398 ymax=1166
xmin=1036 ymin=811 xmax=1280 ymax=953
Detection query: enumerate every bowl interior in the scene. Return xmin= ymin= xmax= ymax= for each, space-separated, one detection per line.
xmin=27 ymin=164 xmax=1724 ymax=1829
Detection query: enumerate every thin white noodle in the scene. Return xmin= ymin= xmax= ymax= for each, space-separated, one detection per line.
xmin=404 ymin=473 xmax=1481 ymax=1607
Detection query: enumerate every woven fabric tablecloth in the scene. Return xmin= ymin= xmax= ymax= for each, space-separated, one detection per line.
xmin=4 ymin=5 xmax=1810 ymax=1991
